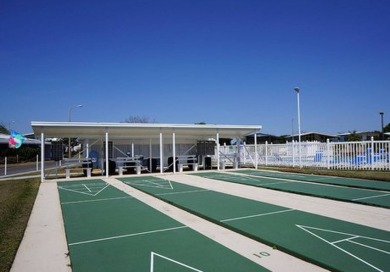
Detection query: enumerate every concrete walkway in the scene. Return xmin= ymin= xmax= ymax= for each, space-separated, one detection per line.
xmin=10 ymin=172 xmax=390 ymax=271
xmin=10 ymin=182 xmax=71 ymax=272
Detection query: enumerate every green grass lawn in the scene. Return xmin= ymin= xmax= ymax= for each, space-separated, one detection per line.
xmin=0 ymin=178 xmax=40 ymax=272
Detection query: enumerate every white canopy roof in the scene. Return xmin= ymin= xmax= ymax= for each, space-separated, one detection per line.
xmin=31 ymin=122 xmax=262 ymax=140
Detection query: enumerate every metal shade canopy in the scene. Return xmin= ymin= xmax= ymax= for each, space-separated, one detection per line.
xmin=31 ymin=122 xmax=262 ymax=140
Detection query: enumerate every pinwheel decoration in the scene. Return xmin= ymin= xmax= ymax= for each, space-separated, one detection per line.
xmin=8 ymin=130 xmax=25 ymax=149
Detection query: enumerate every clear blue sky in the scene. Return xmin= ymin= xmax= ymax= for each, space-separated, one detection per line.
xmin=1 ymin=0 xmax=389 ymax=135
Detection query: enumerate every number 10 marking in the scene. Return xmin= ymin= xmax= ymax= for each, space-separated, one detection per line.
xmin=253 ymin=252 xmax=270 ymax=258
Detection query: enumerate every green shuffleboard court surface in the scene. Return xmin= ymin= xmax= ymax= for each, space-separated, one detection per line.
xmin=235 ymin=169 xmax=390 ymax=191
xmin=120 ymin=176 xmax=390 ymax=272
xmin=58 ymin=179 xmax=268 ymax=272
xmin=193 ymin=171 xmax=390 ymax=208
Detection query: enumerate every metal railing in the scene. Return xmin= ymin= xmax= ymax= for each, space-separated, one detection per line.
xmin=240 ymin=138 xmax=390 ymax=171
xmin=0 ymin=155 xmax=41 ymax=176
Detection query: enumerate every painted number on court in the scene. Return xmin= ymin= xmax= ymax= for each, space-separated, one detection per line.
xmin=253 ymin=252 xmax=270 ymax=258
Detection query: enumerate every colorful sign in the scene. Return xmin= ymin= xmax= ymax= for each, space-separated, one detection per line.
xmin=8 ymin=130 xmax=25 ymax=149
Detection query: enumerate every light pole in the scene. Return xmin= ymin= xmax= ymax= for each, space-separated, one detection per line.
xmin=379 ymin=112 xmax=384 ymax=140
xmin=68 ymin=104 xmax=83 ymax=158
xmin=294 ymin=87 xmax=302 ymax=167
xmin=68 ymin=104 xmax=83 ymax=122
xmin=291 ymin=118 xmax=294 ymax=141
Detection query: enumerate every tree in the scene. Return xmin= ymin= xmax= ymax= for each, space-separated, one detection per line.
xmin=347 ymin=131 xmax=361 ymax=142
xmin=124 ymin=115 xmax=155 ymax=123
xmin=0 ymin=123 xmax=9 ymax=134
xmin=384 ymin=123 xmax=390 ymax=133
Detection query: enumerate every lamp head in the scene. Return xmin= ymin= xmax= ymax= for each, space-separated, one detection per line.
xmin=294 ymin=87 xmax=300 ymax=93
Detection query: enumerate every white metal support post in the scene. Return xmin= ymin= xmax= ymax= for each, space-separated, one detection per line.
xmin=371 ymin=137 xmax=375 ymax=170
xmin=105 ymin=132 xmax=109 ymax=178
xmin=41 ymin=132 xmax=45 ymax=182
xmin=36 ymin=154 xmax=39 ymax=171
xmin=235 ymin=137 xmax=240 ymax=169
xmin=149 ymin=138 xmax=152 ymax=172
xmin=243 ymin=142 xmax=246 ymax=165
xmin=172 ymin=132 xmax=176 ymax=173
xmin=254 ymin=133 xmax=258 ymax=169
xmin=326 ymin=139 xmax=330 ymax=170
xmin=83 ymin=139 xmax=90 ymax=158
xmin=294 ymin=87 xmax=302 ymax=168
xmin=160 ymin=132 xmax=163 ymax=174
xmin=292 ymin=140 xmax=295 ymax=166
xmin=216 ymin=131 xmax=220 ymax=171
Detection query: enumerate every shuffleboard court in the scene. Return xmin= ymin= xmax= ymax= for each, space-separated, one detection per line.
xmin=234 ymin=169 xmax=390 ymax=191
xmin=120 ymin=176 xmax=390 ymax=272
xmin=58 ymin=179 xmax=268 ymax=272
xmin=193 ymin=172 xmax=390 ymax=208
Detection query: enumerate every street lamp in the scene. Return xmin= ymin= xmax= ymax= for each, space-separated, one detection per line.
xmin=68 ymin=104 xmax=83 ymax=158
xmin=379 ymin=112 xmax=384 ymax=140
xmin=68 ymin=104 xmax=83 ymax=122
xmin=294 ymin=87 xmax=302 ymax=167
xmin=291 ymin=118 xmax=294 ymax=141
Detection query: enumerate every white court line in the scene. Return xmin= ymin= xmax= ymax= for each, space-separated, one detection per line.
xmin=243 ymin=173 xmax=390 ymax=195
xmin=220 ymin=208 xmax=295 ymax=222
xmin=58 ymin=183 xmax=110 ymax=197
xmin=297 ymin=225 xmax=388 ymax=272
xmin=254 ymin=171 xmax=338 ymax=181
xmin=59 ymin=182 xmax=105 ymax=188
xmin=82 ymin=184 xmax=91 ymax=192
xmin=150 ymin=252 xmax=203 ymax=272
xmin=158 ymin=178 xmax=174 ymax=189
xmin=312 ymin=176 xmax=339 ymax=181
xmin=226 ymin=173 xmax=293 ymax=186
xmin=156 ymin=189 xmax=209 ymax=196
xmin=61 ymin=196 xmax=133 ymax=205
xmin=93 ymin=184 xmax=110 ymax=196
xmin=333 ymin=236 xmax=359 ymax=244
xmin=58 ymin=186 xmax=95 ymax=196
xmin=68 ymin=225 xmax=187 ymax=246
xmin=258 ymin=181 xmax=293 ymax=186
xmin=348 ymin=240 xmax=390 ymax=255
xmin=126 ymin=179 xmax=173 ymax=190
xmin=136 ymin=179 xmax=166 ymax=187
xmin=353 ymin=193 xmax=390 ymax=201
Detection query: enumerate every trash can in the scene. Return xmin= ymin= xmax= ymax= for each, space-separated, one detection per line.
xmin=168 ymin=157 xmax=174 ymax=172
xmin=152 ymin=158 xmax=159 ymax=172
xmin=104 ymin=160 xmax=116 ymax=175
xmin=145 ymin=158 xmax=158 ymax=172
xmin=205 ymin=157 xmax=212 ymax=170
xmin=188 ymin=157 xmax=197 ymax=171
xmin=168 ymin=157 xmax=179 ymax=172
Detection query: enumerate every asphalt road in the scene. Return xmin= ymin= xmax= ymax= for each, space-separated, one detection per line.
xmin=0 ymin=161 xmax=57 ymax=177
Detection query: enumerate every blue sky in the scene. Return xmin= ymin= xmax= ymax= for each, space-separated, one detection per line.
xmin=1 ymin=0 xmax=389 ymax=135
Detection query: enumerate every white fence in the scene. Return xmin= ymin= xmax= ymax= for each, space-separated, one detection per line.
xmin=221 ymin=138 xmax=390 ymax=171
